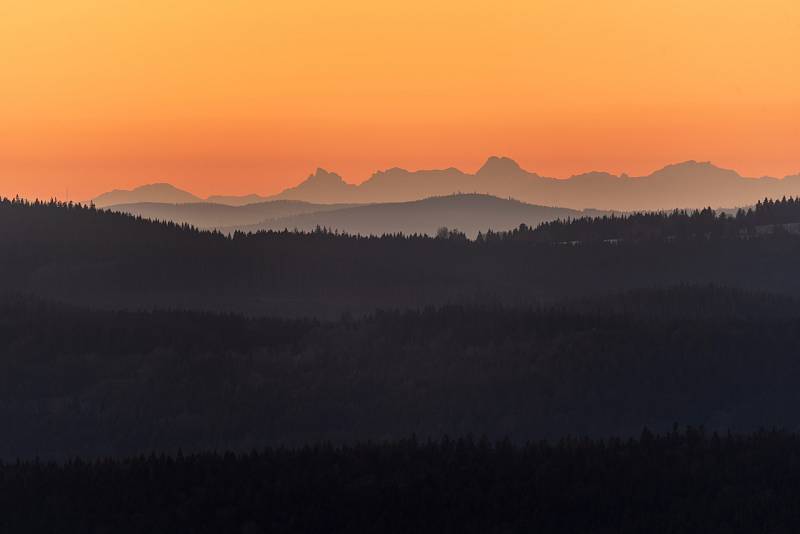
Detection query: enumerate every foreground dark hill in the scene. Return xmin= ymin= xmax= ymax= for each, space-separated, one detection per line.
xmin=231 ymin=194 xmax=602 ymax=237
xmin=3 ymin=197 xmax=800 ymax=315
xmin=494 ymin=197 xmax=800 ymax=243
xmin=5 ymin=430 xmax=800 ymax=533
xmin=2 ymin=288 xmax=800 ymax=458
xmin=107 ymin=199 xmax=358 ymax=229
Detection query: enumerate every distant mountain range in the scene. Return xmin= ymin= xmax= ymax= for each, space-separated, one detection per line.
xmin=90 ymin=157 xmax=800 ymax=211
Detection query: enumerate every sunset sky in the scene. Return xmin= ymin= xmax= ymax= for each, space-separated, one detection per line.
xmin=1 ymin=0 xmax=798 ymax=200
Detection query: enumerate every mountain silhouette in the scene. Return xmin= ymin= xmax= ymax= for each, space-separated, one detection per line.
xmin=269 ymin=168 xmax=357 ymax=203
xmin=354 ymin=166 xmax=473 ymax=202
xmin=91 ymin=183 xmax=201 ymax=207
xmin=90 ymin=158 xmax=800 ymax=211
xmin=260 ymin=157 xmax=800 ymax=210
xmin=229 ymin=193 xmax=605 ymax=237
xmin=476 ymin=155 xmax=529 ymax=178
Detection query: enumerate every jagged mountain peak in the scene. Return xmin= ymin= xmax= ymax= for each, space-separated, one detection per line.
xmin=476 ymin=156 xmax=525 ymax=176
xmin=305 ymin=168 xmax=346 ymax=184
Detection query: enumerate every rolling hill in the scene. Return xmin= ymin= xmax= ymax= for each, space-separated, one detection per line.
xmin=205 ymin=193 xmax=270 ymax=206
xmin=231 ymin=194 xmax=602 ymax=237
xmin=91 ymin=183 xmax=202 ymax=207
xmin=105 ymin=200 xmax=359 ymax=229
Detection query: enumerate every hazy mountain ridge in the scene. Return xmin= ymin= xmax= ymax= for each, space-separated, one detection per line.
xmin=269 ymin=168 xmax=358 ymax=204
xmin=332 ymin=158 xmax=800 ymax=210
xmin=91 ymin=157 xmax=800 ymax=211
xmin=106 ymin=200 xmax=360 ymax=229
xmin=205 ymin=193 xmax=270 ymax=206
xmin=92 ymin=183 xmax=202 ymax=207
xmin=230 ymin=193 xmax=605 ymax=237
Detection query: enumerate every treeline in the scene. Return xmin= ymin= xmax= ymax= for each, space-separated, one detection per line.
xmin=4 ymin=198 xmax=800 ymax=314
xmin=3 ymin=288 xmax=800 ymax=458
xmin=4 ymin=429 xmax=800 ymax=533
xmin=484 ymin=196 xmax=800 ymax=243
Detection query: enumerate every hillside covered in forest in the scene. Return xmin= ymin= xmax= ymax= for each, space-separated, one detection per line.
xmin=2 ymin=288 xmax=800 ymax=458
xmin=3 ymin=197 xmax=800 ymax=315
xmin=4 ymin=429 xmax=800 ymax=534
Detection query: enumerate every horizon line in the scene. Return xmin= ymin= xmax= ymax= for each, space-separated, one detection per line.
xmin=86 ymin=157 xmax=800 ymax=201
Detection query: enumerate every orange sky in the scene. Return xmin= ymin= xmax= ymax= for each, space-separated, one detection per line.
xmin=1 ymin=0 xmax=798 ymax=200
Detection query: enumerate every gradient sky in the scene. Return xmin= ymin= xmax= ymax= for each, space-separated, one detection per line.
xmin=1 ymin=0 xmax=798 ymax=200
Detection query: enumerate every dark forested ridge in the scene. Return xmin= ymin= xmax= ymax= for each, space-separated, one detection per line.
xmin=4 ymin=197 xmax=800 ymax=315
xmin=4 ymin=429 xmax=800 ymax=534
xmin=485 ymin=196 xmax=800 ymax=243
xmin=3 ymin=288 xmax=800 ymax=458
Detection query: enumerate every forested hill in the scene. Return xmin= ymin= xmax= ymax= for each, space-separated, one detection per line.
xmin=3 ymin=197 xmax=800 ymax=315
xmin=491 ymin=197 xmax=800 ymax=243
xmin=3 ymin=288 xmax=800 ymax=458
xmin=5 ymin=430 xmax=800 ymax=534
